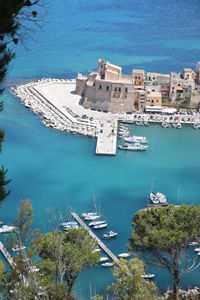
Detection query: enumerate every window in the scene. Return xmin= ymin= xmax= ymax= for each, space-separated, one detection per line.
xmin=125 ymin=87 xmax=128 ymax=93
xmin=106 ymin=86 xmax=109 ymax=91
xmin=114 ymin=87 xmax=117 ymax=92
xmin=138 ymin=76 xmax=140 ymax=79
xmin=135 ymin=76 xmax=137 ymax=79
xmin=124 ymin=94 xmax=127 ymax=99
xmin=118 ymin=87 xmax=121 ymax=92
xmin=99 ymin=85 xmax=102 ymax=89
xmin=151 ymin=100 xmax=154 ymax=104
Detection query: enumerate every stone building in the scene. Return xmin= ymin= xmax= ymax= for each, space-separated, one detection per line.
xmin=169 ymin=71 xmax=195 ymax=101
xmin=76 ymin=59 xmax=135 ymax=112
xmin=132 ymin=69 xmax=145 ymax=90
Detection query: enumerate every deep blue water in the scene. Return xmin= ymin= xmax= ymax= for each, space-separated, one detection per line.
xmin=1 ymin=0 xmax=200 ymax=298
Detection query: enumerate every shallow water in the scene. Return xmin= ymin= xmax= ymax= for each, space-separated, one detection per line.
xmin=1 ymin=0 xmax=200 ymax=298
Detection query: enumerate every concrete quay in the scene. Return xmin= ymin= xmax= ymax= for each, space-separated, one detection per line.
xmin=0 ymin=241 xmax=15 ymax=269
xmin=96 ymin=119 xmax=118 ymax=155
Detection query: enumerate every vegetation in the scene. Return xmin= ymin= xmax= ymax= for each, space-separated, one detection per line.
xmin=129 ymin=205 xmax=200 ymax=300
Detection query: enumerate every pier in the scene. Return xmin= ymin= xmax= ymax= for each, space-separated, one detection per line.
xmin=71 ymin=212 xmax=119 ymax=264
xmin=0 ymin=241 xmax=15 ymax=269
xmin=96 ymin=119 xmax=118 ymax=156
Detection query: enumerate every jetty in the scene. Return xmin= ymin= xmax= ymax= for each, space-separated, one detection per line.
xmin=71 ymin=212 xmax=119 ymax=264
xmin=0 ymin=241 xmax=15 ymax=269
xmin=96 ymin=119 xmax=118 ymax=155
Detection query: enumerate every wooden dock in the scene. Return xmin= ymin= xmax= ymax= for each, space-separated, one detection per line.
xmin=71 ymin=212 xmax=119 ymax=264
xmin=0 ymin=241 xmax=16 ymax=269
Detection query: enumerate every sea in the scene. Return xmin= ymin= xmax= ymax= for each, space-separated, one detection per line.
xmin=1 ymin=0 xmax=200 ymax=298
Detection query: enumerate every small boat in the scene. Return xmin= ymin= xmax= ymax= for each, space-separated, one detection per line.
xmin=123 ymin=136 xmax=148 ymax=144
xmin=81 ymin=212 xmax=98 ymax=219
xmin=149 ymin=192 xmax=159 ymax=204
xmin=0 ymin=225 xmax=17 ymax=233
xmin=162 ymin=122 xmax=170 ymax=128
xmin=144 ymin=122 xmax=149 ymax=126
xmin=198 ymin=252 xmax=200 ymax=256
xmin=118 ymin=143 xmax=148 ymax=151
xmin=84 ymin=214 xmax=101 ymax=221
xmin=193 ymin=123 xmax=200 ymax=129
xmin=194 ymin=247 xmax=200 ymax=252
xmin=118 ymin=253 xmax=130 ymax=258
xmin=172 ymin=123 xmax=182 ymax=129
xmin=102 ymin=230 xmax=118 ymax=240
xmin=30 ymin=266 xmax=40 ymax=272
xmin=156 ymin=192 xmax=167 ymax=205
xmin=61 ymin=221 xmax=78 ymax=227
xmin=99 ymin=256 xmax=109 ymax=263
xmin=12 ymin=246 xmax=26 ymax=252
xmin=63 ymin=224 xmax=79 ymax=230
xmin=188 ymin=241 xmax=200 ymax=246
xmin=92 ymin=248 xmax=101 ymax=253
xmin=93 ymin=223 xmax=108 ymax=229
xmin=101 ymin=262 xmax=113 ymax=267
xmin=135 ymin=121 xmax=144 ymax=126
xmin=88 ymin=220 xmax=106 ymax=227
xmin=141 ymin=274 xmax=155 ymax=279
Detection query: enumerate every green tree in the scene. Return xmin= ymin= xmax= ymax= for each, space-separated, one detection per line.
xmin=38 ymin=228 xmax=100 ymax=299
xmin=109 ymin=258 xmax=160 ymax=300
xmin=129 ymin=205 xmax=200 ymax=300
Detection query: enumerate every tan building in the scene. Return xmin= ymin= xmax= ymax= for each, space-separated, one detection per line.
xmin=132 ymin=69 xmax=145 ymax=90
xmin=146 ymin=91 xmax=162 ymax=107
xmin=76 ymin=59 xmax=135 ymax=113
xmin=170 ymin=71 xmax=195 ymax=100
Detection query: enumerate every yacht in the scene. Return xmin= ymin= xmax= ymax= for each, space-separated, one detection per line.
xmin=102 ymin=230 xmax=118 ymax=240
xmin=123 ymin=136 xmax=148 ymax=144
xmin=81 ymin=212 xmax=98 ymax=219
xmin=99 ymin=256 xmax=109 ymax=263
xmin=188 ymin=241 xmax=200 ymax=246
xmin=0 ymin=225 xmax=17 ymax=233
xmin=88 ymin=220 xmax=106 ymax=227
xmin=149 ymin=192 xmax=168 ymax=206
xmin=118 ymin=143 xmax=148 ymax=151
xmin=93 ymin=223 xmax=108 ymax=229
xmin=61 ymin=221 xmax=78 ymax=227
xmin=118 ymin=253 xmax=130 ymax=258
xmin=101 ymin=262 xmax=113 ymax=267
xmin=194 ymin=247 xmax=200 ymax=252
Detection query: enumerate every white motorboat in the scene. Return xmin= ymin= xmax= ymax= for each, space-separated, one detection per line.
xmin=93 ymin=223 xmax=108 ymax=229
xmin=162 ymin=122 xmax=170 ymax=128
xmin=12 ymin=246 xmax=26 ymax=252
xmin=99 ymin=256 xmax=109 ymax=263
xmin=61 ymin=221 xmax=78 ymax=227
xmin=88 ymin=220 xmax=106 ymax=227
xmin=198 ymin=252 xmax=200 ymax=256
xmin=144 ymin=122 xmax=149 ymax=126
xmin=30 ymin=266 xmax=40 ymax=272
xmin=81 ymin=212 xmax=98 ymax=219
xmin=123 ymin=136 xmax=148 ymax=144
xmin=118 ymin=253 xmax=130 ymax=258
xmin=92 ymin=248 xmax=101 ymax=253
xmin=172 ymin=123 xmax=182 ymax=129
xmin=193 ymin=123 xmax=200 ymax=129
xmin=84 ymin=214 xmax=101 ymax=221
xmin=141 ymin=274 xmax=155 ymax=279
xmin=0 ymin=225 xmax=17 ymax=233
xmin=188 ymin=241 xmax=200 ymax=246
xmin=102 ymin=230 xmax=118 ymax=240
xmin=101 ymin=262 xmax=113 ymax=267
xmin=118 ymin=143 xmax=148 ymax=151
xmin=63 ymin=224 xmax=79 ymax=231
xmin=194 ymin=247 xmax=200 ymax=252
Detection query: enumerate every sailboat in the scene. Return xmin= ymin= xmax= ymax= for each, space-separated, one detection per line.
xmin=81 ymin=195 xmax=101 ymax=220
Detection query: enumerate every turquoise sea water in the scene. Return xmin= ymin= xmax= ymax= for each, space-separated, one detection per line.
xmin=1 ymin=0 xmax=200 ymax=298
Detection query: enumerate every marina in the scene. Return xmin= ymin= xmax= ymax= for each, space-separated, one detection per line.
xmin=71 ymin=212 xmax=119 ymax=265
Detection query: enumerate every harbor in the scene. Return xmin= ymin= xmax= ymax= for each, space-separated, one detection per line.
xmin=11 ymin=78 xmax=200 ymax=157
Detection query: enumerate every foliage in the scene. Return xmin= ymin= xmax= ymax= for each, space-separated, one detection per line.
xmin=108 ymin=258 xmax=160 ymax=300
xmin=129 ymin=205 xmax=200 ymax=300
xmin=38 ymin=228 xmax=100 ymax=299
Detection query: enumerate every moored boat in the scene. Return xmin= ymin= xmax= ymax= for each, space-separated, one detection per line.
xmin=88 ymin=220 xmax=106 ymax=227
xmin=118 ymin=143 xmax=148 ymax=151
xmin=102 ymin=230 xmax=118 ymax=240
xmin=123 ymin=136 xmax=148 ymax=144
xmin=118 ymin=253 xmax=130 ymax=258
xmin=0 ymin=225 xmax=17 ymax=233
xmin=12 ymin=246 xmax=26 ymax=252
xmin=101 ymin=262 xmax=113 ymax=267
xmin=84 ymin=214 xmax=101 ymax=221
xmin=141 ymin=274 xmax=155 ymax=279
xmin=99 ymin=256 xmax=109 ymax=263
xmin=93 ymin=223 xmax=108 ymax=229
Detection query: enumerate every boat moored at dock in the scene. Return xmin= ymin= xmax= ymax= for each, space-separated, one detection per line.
xmin=102 ymin=230 xmax=118 ymax=240
xmin=123 ymin=135 xmax=148 ymax=144
xmin=118 ymin=143 xmax=148 ymax=151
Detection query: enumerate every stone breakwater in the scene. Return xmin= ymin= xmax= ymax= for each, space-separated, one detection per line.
xmin=11 ymin=78 xmax=98 ymax=138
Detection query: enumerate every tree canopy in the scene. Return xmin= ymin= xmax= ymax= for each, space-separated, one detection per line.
xmin=129 ymin=205 xmax=200 ymax=300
